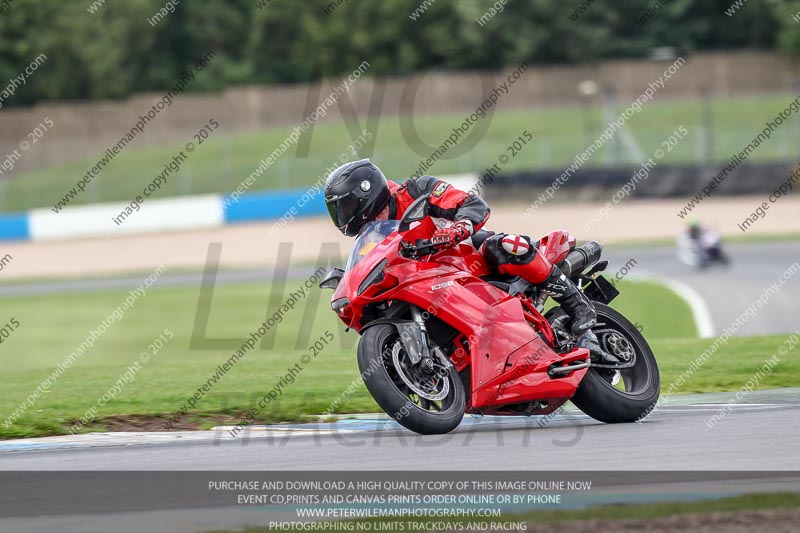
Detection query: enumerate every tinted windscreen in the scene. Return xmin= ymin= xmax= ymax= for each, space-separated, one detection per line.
xmin=345 ymin=220 xmax=399 ymax=271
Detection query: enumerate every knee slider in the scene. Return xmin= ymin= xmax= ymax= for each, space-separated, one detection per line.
xmin=482 ymin=233 xmax=537 ymax=266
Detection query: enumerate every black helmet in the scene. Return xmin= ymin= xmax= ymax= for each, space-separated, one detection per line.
xmin=324 ymin=159 xmax=390 ymax=236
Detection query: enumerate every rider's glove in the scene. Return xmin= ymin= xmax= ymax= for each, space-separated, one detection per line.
xmin=431 ymin=221 xmax=473 ymax=250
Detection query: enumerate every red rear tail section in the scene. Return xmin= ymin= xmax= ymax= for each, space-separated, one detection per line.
xmin=538 ymin=230 xmax=575 ymax=265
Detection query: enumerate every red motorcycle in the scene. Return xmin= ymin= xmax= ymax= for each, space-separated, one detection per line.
xmin=320 ymin=195 xmax=660 ymax=435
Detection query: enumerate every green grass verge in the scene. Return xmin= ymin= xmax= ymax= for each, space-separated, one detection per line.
xmin=0 ymin=278 xmax=794 ymax=439
xmin=506 ymin=492 xmax=800 ymax=524
xmin=3 ymin=92 xmax=800 ymax=212
xmin=206 ymin=492 xmax=800 ymax=532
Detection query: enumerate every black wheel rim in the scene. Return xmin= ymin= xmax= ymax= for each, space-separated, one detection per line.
xmin=591 ymin=312 xmax=653 ymax=397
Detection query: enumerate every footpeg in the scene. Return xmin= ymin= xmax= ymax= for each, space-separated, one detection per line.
xmin=547 ymin=359 xmax=590 ymax=379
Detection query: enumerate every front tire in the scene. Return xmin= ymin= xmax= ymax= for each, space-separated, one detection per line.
xmin=358 ymin=323 xmax=466 ymax=435
xmin=571 ymin=303 xmax=660 ymax=423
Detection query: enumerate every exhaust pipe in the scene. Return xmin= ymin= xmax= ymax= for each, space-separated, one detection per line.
xmin=560 ymin=241 xmax=602 ymax=277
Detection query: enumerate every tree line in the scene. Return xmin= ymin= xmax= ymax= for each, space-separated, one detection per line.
xmin=0 ymin=0 xmax=797 ymax=108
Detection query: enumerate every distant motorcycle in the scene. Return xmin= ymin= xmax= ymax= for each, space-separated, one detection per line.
xmin=677 ymin=227 xmax=730 ymax=269
xmin=320 ymin=194 xmax=660 ymax=435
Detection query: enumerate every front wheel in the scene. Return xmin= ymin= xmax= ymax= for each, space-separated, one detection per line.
xmin=571 ymin=303 xmax=660 ymax=423
xmin=358 ymin=323 xmax=466 ymax=435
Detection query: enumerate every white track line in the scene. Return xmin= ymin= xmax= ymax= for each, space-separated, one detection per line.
xmin=629 ymin=272 xmax=715 ymax=338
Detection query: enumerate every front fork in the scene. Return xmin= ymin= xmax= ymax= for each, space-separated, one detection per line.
xmin=410 ymin=306 xmax=436 ymax=374
xmin=410 ymin=305 xmax=454 ymax=374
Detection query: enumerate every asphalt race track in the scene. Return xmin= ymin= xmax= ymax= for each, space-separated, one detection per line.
xmin=603 ymin=240 xmax=800 ymax=337
xmin=0 ymin=388 xmax=798 ymax=471
xmin=0 ymin=390 xmax=798 ymax=532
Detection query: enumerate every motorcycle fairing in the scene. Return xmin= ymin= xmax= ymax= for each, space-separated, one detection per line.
xmin=333 ymin=224 xmax=589 ymax=413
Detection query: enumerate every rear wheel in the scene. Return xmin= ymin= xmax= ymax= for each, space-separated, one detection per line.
xmin=571 ymin=303 xmax=660 ymax=423
xmin=358 ymin=323 xmax=465 ymax=435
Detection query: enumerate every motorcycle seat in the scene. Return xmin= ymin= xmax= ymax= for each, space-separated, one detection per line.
xmin=480 ymin=274 xmax=531 ymax=296
xmin=471 ymin=230 xmax=495 ymax=250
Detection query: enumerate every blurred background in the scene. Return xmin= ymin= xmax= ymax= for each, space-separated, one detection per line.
xmin=0 ymin=0 xmax=799 ymax=205
xmin=0 ymin=0 xmax=799 ymax=439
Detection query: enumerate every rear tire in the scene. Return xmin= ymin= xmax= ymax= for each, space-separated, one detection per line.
xmin=358 ymin=323 xmax=465 ymax=435
xmin=571 ymin=303 xmax=660 ymax=423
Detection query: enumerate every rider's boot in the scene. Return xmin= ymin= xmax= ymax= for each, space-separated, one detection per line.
xmin=483 ymin=234 xmax=620 ymax=364
xmin=540 ymin=266 xmax=621 ymax=364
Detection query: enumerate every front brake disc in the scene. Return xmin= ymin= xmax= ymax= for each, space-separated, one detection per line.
xmin=391 ymin=342 xmax=450 ymax=401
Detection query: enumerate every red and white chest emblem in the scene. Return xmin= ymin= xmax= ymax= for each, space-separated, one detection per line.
xmin=501 ymin=234 xmax=531 ymax=256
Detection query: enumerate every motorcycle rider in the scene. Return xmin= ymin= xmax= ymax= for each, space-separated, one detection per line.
xmin=686 ymin=217 xmax=703 ymax=242
xmin=324 ymin=159 xmax=617 ymax=363
xmin=682 ymin=217 xmax=729 ymax=268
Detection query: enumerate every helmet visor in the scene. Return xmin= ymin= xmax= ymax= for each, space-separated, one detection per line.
xmin=325 ymin=193 xmax=362 ymax=233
